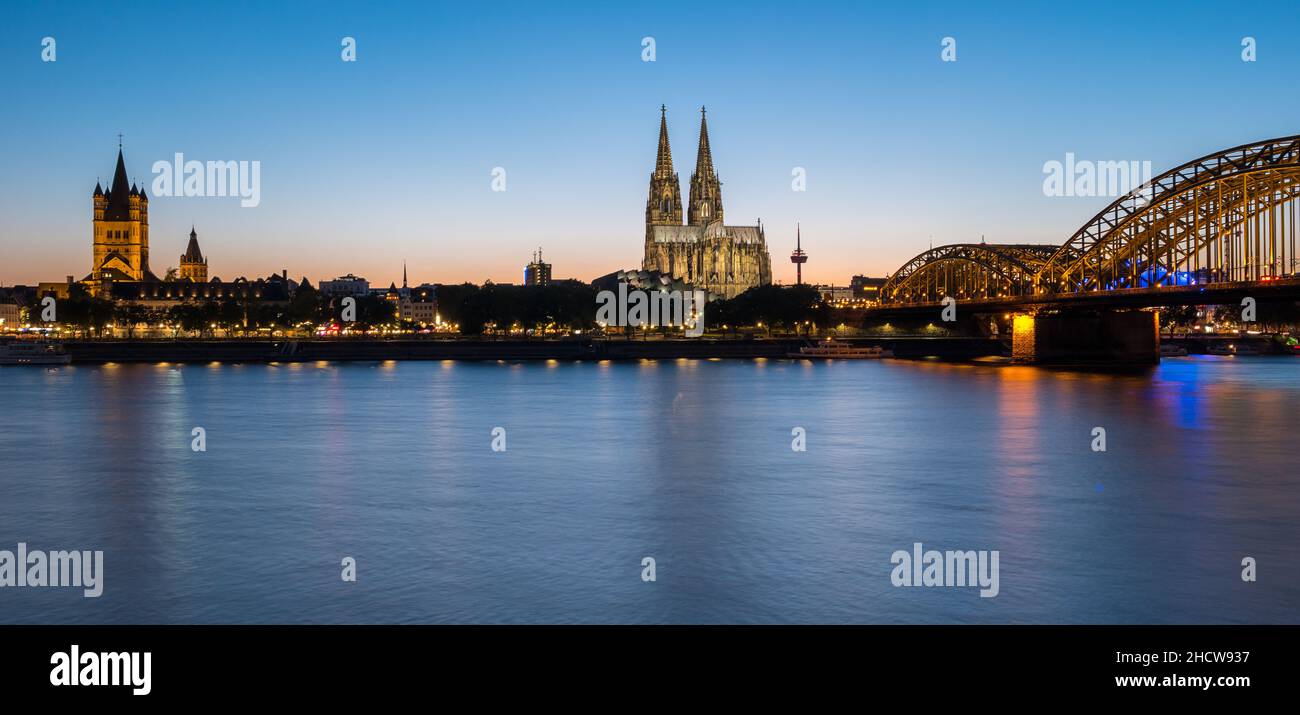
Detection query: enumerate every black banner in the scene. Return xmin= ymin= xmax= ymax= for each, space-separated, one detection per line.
xmin=0 ymin=625 xmax=1286 ymax=701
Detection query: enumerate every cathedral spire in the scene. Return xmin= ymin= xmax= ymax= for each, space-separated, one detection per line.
xmin=694 ymin=106 xmax=714 ymax=178
xmin=687 ymin=106 xmax=722 ymax=225
xmin=654 ymin=104 xmax=674 ymax=178
xmin=646 ymin=105 xmax=683 ymax=231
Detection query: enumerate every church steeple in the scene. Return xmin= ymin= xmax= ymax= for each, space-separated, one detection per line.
xmin=646 ymin=105 xmax=683 ymax=232
xmin=654 ymin=105 xmax=674 ymax=178
xmin=179 ymin=226 xmax=207 ymax=283
xmin=183 ymin=227 xmax=204 ymax=263
xmin=688 ymin=106 xmax=722 ymax=226
xmin=104 ymin=149 xmax=133 ymax=221
xmin=695 ymin=107 xmax=714 ymax=173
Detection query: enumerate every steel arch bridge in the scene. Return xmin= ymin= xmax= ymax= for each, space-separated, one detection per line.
xmin=881 ymin=135 xmax=1300 ymax=306
xmin=881 ymin=243 xmax=1060 ymax=305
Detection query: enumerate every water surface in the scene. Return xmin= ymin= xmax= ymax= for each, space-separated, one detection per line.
xmin=1 ymin=357 xmax=1296 ymax=623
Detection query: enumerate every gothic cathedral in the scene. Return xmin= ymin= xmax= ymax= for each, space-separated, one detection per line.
xmin=642 ymin=107 xmax=772 ymax=299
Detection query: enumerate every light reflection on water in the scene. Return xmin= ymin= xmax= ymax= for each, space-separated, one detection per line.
xmin=0 ymin=357 xmax=1297 ymax=624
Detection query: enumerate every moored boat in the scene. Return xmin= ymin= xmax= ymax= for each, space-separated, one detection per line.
xmin=788 ymin=338 xmax=893 ymax=359
xmin=0 ymin=340 xmax=72 ymax=365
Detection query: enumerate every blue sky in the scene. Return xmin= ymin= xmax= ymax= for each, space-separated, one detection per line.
xmin=2 ymin=0 xmax=1298 ymax=287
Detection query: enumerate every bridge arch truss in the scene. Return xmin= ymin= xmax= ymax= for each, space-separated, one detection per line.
xmin=1037 ymin=135 xmax=1300 ymax=294
xmin=880 ymin=244 xmax=1059 ymax=305
xmin=881 ymin=135 xmax=1300 ymax=306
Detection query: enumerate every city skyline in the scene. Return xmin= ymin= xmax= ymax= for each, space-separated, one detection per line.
xmin=4 ymin=1 xmax=1299 ymax=289
xmin=2 ymin=2 xmax=1296 ymax=689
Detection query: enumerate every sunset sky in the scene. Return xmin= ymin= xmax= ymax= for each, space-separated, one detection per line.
xmin=3 ymin=0 xmax=1299 ymax=288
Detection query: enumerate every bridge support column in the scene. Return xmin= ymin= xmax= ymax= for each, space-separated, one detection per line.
xmin=1010 ymin=310 xmax=1159 ymax=365
xmin=1010 ymin=313 xmax=1038 ymax=363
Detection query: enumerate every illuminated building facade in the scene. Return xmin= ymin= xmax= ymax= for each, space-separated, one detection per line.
xmin=179 ymin=228 xmax=208 ymax=282
xmin=642 ymin=106 xmax=772 ymax=299
xmin=88 ymin=148 xmax=155 ymax=294
xmin=524 ymin=249 xmax=552 ymax=287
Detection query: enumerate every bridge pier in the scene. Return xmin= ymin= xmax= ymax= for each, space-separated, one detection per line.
xmin=1010 ymin=310 xmax=1159 ymax=365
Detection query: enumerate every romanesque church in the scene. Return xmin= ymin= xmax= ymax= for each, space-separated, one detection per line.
xmin=89 ymin=148 xmax=157 ymax=288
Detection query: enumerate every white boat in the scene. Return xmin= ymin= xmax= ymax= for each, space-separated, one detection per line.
xmin=788 ymin=338 xmax=893 ymax=359
xmin=0 ymin=340 xmax=71 ymax=365
xmin=1160 ymin=344 xmax=1188 ymax=357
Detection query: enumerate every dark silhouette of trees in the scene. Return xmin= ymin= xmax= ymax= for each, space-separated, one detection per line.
xmin=285 ymin=281 xmax=323 ymax=326
xmin=113 ymin=303 xmax=153 ymax=338
xmin=435 ymin=281 xmax=597 ymax=335
xmin=704 ymin=284 xmax=828 ymax=335
xmin=54 ymin=285 xmax=116 ymax=336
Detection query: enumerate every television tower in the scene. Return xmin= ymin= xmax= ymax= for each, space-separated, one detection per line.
xmin=790 ymin=223 xmax=808 ymax=285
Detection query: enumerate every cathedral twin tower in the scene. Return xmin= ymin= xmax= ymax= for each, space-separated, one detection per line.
xmin=642 ymin=107 xmax=772 ymax=299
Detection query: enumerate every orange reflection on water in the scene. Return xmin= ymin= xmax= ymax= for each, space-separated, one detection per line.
xmin=992 ymin=366 xmax=1044 ymax=485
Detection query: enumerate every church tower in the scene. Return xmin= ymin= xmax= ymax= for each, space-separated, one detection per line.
xmin=179 ymin=227 xmax=208 ymax=282
xmin=687 ymin=107 xmax=723 ymax=226
xmin=646 ymin=105 xmax=683 ymax=239
xmin=91 ymin=146 xmax=151 ymax=290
